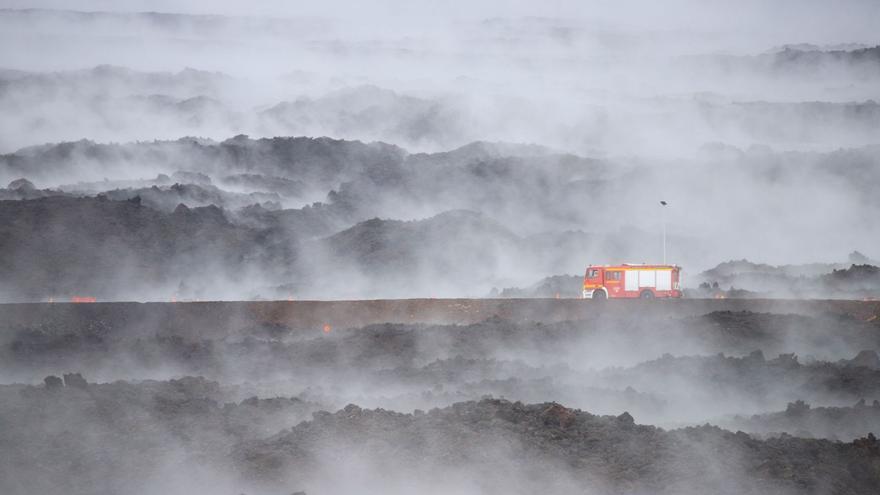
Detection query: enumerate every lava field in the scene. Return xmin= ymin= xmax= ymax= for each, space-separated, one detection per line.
xmin=2 ymin=299 xmax=879 ymax=494
xmin=3 ymin=6 xmax=880 ymax=493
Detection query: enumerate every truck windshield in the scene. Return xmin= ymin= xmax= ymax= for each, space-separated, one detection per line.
xmin=586 ymin=269 xmax=599 ymax=278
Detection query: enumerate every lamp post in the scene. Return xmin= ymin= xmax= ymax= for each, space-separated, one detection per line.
xmin=660 ymin=200 xmax=668 ymax=264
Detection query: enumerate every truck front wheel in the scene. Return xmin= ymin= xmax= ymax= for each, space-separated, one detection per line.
xmin=592 ymin=290 xmax=607 ymax=300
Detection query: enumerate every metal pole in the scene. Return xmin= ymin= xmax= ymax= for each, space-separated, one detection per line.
xmin=663 ymin=210 xmax=666 ymax=264
xmin=660 ymin=201 xmax=668 ymax=264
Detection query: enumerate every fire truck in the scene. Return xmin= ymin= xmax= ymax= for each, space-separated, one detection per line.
xmin=583 ymin=264 xmax=682 ymax=299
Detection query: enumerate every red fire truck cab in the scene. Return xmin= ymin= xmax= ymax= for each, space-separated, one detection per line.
xmin=583 ymin=264 xmax=682 ymax=299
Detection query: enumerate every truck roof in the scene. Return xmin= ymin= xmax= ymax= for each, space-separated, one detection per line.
xmin=587 ymin=264 xmax=680 ymax=269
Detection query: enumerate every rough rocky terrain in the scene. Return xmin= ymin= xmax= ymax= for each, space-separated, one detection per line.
xmin=237 ymin=399 xmax=880 ymax=495
xmin=2 ymin=299 xmax=880 ymax=494
xmin=2 ymin=135 xmax=879 ymax=302
xmin=3 ymin=5 xmax=880 ymax=494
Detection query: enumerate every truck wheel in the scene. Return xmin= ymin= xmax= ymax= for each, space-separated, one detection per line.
xmin=592 ymin=290 xmax=607 ymax=300
xmin=640 ymin=290 xmax=654 ymax=299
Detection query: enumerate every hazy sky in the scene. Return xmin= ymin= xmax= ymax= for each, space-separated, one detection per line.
xmin=3 ymin=0 xmax=879 ymax=50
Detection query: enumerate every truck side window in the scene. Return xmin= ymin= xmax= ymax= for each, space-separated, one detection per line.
xmin=606 ymin=271 xmax=621 ymax=281
xmin=587 ymin=269 xmax=599 ymax=278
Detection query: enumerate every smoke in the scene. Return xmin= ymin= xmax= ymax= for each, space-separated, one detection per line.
xmin=3 ymin=301 xmax=879 ymax=494
xmin=1 ymin=4 xmax=878 ymax=302
xmin=0 ymin=2 xmax=877 ymax=303
xmin=2 ymin=2 xmax=879 ymax=152
xmin=1 ymin=136 xmax=877 ymax=301
xmin=1 ymin=2 xmax=880 ymax=492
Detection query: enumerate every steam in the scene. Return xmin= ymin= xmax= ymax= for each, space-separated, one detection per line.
xmin=3 ymin=303 xmax=879 ymax=494
xmin=1 ymin=2 xmax=880 ymax=493
xmin=0 ymin=3 xmax=877 ymax=304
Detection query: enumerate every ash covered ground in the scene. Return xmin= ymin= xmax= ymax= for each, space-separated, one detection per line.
xmin=2 ymin=300 xmax=880 ymax=494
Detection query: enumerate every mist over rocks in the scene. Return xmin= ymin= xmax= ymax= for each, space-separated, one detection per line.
xmin=5 ymin=306 xmax=880 ymax=418
xmin=495 ymin=274 xmax=584 ymax=298
xmin=6 ymin=370 xmax=880 ymax=494
xmin=3 ymin=1 xmax=880 ymax=493
xmin=690 ymin=258 xmax=880 ymax=298
xmin=719 ymin=399 xmax=880 ymax=441
xmin=95 ymin=182 xmax=285 ymax=213
xmin=259 ymin=85 xmax=470 ymax=149
xmin=0 ymin=135 xmax=407 ymax=190
xmin=499 ymin=256 xmax=880 ymax=299
xmin=0 ymin=195 xmax=294 ymax=302
xmin=600 ymin=351 xmax=880 ymax=415
xmin=756 ymin=44 xmax=880 ymax=75
xmin=304 ymin=210 xmax=522 ymax=296
xmin=1 ymin=134 xmax=879 ymax=301
xmin=0 ymin=375 xmax=326 ymax=495
xmin=0 ymin=177 xmax=65 ymax=200
xmin=3 ymin=16 xmax=880 ymax=154
xmin=3 ymin=298 xmax=880 ymax=493
xmin=10 ymin=185 xmax=874 ymax=301
xmin=235 ymin=398 xmax=880 ymax=495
